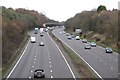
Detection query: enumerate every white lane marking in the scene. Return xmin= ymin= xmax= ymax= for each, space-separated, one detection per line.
xmin=7 ymin=40 xmax=30 ymax=78
xmin=29 ymin=76 xmax=32 ymax=78
xmin=110 ymin=67 xmax=114 ymax=70
xmin=34 ymin=62 xmax=35 ymax=64
xmin=48 ymin=55 xmax=50 ymax=58
xmin=48 ymin=32 xmax=76 ymax=79
xmin=34 ymin=59 xmax=36 ymax=61
xmin=48 ymin=53 xmax=50 ymax=54
xmin=31 ymin=70 xmax=33 ymax=73
xmin=32 ymin=66 xmax=34 ymax=68
xmin=49 ymin=58 xmax=51 ymax=60
xmin=51 ymin=31 xmax=103 ymax=79
xmin=51 ymin=76 xmax=53 ymax=78
xmin=50 ymin=65 xmax=52 ymax=67
xmin=35 ymin=56 xmax=36 ymax=58
xmin=49 ymin=61 xmax=51 ymax=64
xmin=50 ymin=70 xmax=52 ymax=72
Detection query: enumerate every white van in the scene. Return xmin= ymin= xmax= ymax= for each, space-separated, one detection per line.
xmin=31 ymin=37 xmax=36 ymax=43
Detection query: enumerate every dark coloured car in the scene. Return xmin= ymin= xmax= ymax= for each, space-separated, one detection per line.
xmin=105 ymin=47 xmax=113 ymax=53
xmin=34 ymin=69 xmax=45 ymax=78
xmin=82 ymin=39 xmax=87 ymax=43
xmin=85 ymin=44 xmax=91 ymax=49
xmin=90 ymin=42 xmax=96 ymax=47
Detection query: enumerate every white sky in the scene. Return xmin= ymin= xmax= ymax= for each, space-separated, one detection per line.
xmin=0 ymin=0 xmax=119 ymax=22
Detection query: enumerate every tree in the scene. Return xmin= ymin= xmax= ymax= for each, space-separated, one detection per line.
xmin=97 ymin=5 xmax=107 ymax=13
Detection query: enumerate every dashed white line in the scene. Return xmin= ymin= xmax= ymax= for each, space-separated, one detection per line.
xmin=32 ymin=66 xmax=34 ymax=68
xmin=110 ymin=67 xmax=114 ymax=70
xmin=34 ymin=62 xmax=35 ymax=64
xmin=50 ymin=65 xmax=52 ymax=67
xmin=49 ymin=61 xmax=51 ymax=64
xmin=35 ymin=56 xmax=36 ymax=58
xmin=31 ymin=70 xmax=33 ymax=73
xmin=48 ymin=53 xmax=50 ymax=54
xmin=48 ymin=55 xmax=50 ymax=58
xmin=51 ymin=76 xmax=53 ymax=78
xmin=48 ymin=32 xmax=76 ymax=79
xmin=34 ymin=59 xmax=36 ymax=61
xmin=49 ymin=58 xmax=51 ymax=60
xmin=50 ymin=70 xmax=53 ymax=72
xmin=28 ymin=76 xmax=32 ymax=78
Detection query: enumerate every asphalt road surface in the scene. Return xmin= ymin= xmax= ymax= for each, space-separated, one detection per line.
xmin=52 ymin=27 xmax=118 ymax=79
xmin=7 ymin=31 xmax=75 ymax=78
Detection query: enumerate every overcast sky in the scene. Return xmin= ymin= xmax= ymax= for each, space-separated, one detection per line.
xmin=0 ymin=0 xmax=119 ymax=21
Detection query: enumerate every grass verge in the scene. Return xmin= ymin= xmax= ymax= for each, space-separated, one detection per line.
xmin=2 ymin=35 xmax=30 ymax=78
xmin=49 ymin=31 xmax=97 ymax=78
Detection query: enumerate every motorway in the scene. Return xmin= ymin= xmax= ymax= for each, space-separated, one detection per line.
xmin=7 ymin=31 xmax=75 ymax=78
xmin=52 ymin=27 xmax=118 ymax=78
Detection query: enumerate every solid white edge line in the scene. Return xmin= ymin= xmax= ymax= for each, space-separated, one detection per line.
xmin=7 ymin=40 xmax=30 ymax=78
xmin=52 ymin=31 xmax=103 ymax=79
xmin=47 ymin=32 xmax=76 ymax=80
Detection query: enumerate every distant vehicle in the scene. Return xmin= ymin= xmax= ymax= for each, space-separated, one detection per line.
xmin=34 ymin=69 xmax=45 ymax=78
xmin=34 ymin=28 xmax=39 ymax=34
xmin=40 ymin=33 xmax=43 ymax=36
xmin=66 ymin=33 xmax=70 ymax=36
xmin=67 ymin=35 xmax=72 ymax=40
xmin=31 ymin=37 xmax=36 ymax=43
xmin=82 ymin=39 xmax=87 ymax=43
xmin=90 ymin=42 xmax=96 ymax=47
xmin=45 ymin=29 xmax=48 ymax=32
xmin=71 ymin=35 xmax=75 ymax=38
xmin=85 ymin=44 xmax=91 ymax=49
xmin=39 ymin=42 xmax=44 ymax=46
xmin=105 ymin=47 xmax=113 ymax=53
xmin=75 ymin=36 xmax=80 ymax=40
xmin=40 ymin=28 xmax=44 ymax=34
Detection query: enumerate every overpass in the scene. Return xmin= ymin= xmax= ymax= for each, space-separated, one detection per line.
xmin=43 ymin=22 xmax=64 ymax=27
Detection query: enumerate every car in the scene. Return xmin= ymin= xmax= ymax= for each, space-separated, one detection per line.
xmin=40 ymin=34 xmax=43 ymax=36
xmin=71 ymin=35 xmax=75 ymax=38
xmin=39 ymin=42 xmax=44 ymax=46
xmin=67 ymin=35 xmax=72 ymax=40
xmin=85 ymin=44 xmax=91 ymax=49
xmin=34 ymin=69 xmax=45 ymax=78
xmin=66 ymin=33 xmax=70 ymax=36
xmin=31 ymin=37 xmax=36 ymax=43
xmin=75 ymin=36 xmax=80 ymax=40
xmin=105 ymin=47 xmax=113 ymax=53
xmin=90 ymin=42 xmax=96 ymax=47
xmin=82 ymin=39 xmax=87 ymax=43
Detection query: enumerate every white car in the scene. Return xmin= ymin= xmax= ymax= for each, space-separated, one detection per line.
xmin=63 ymin=31 xmax=65 ymax=34
xmin=75 ymin=36 xmax=80 ymax=40
xmin=31 ymin=37 xmax=36 ymax=43
xmin=39 ymin=42 xmax=44 ymax=46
